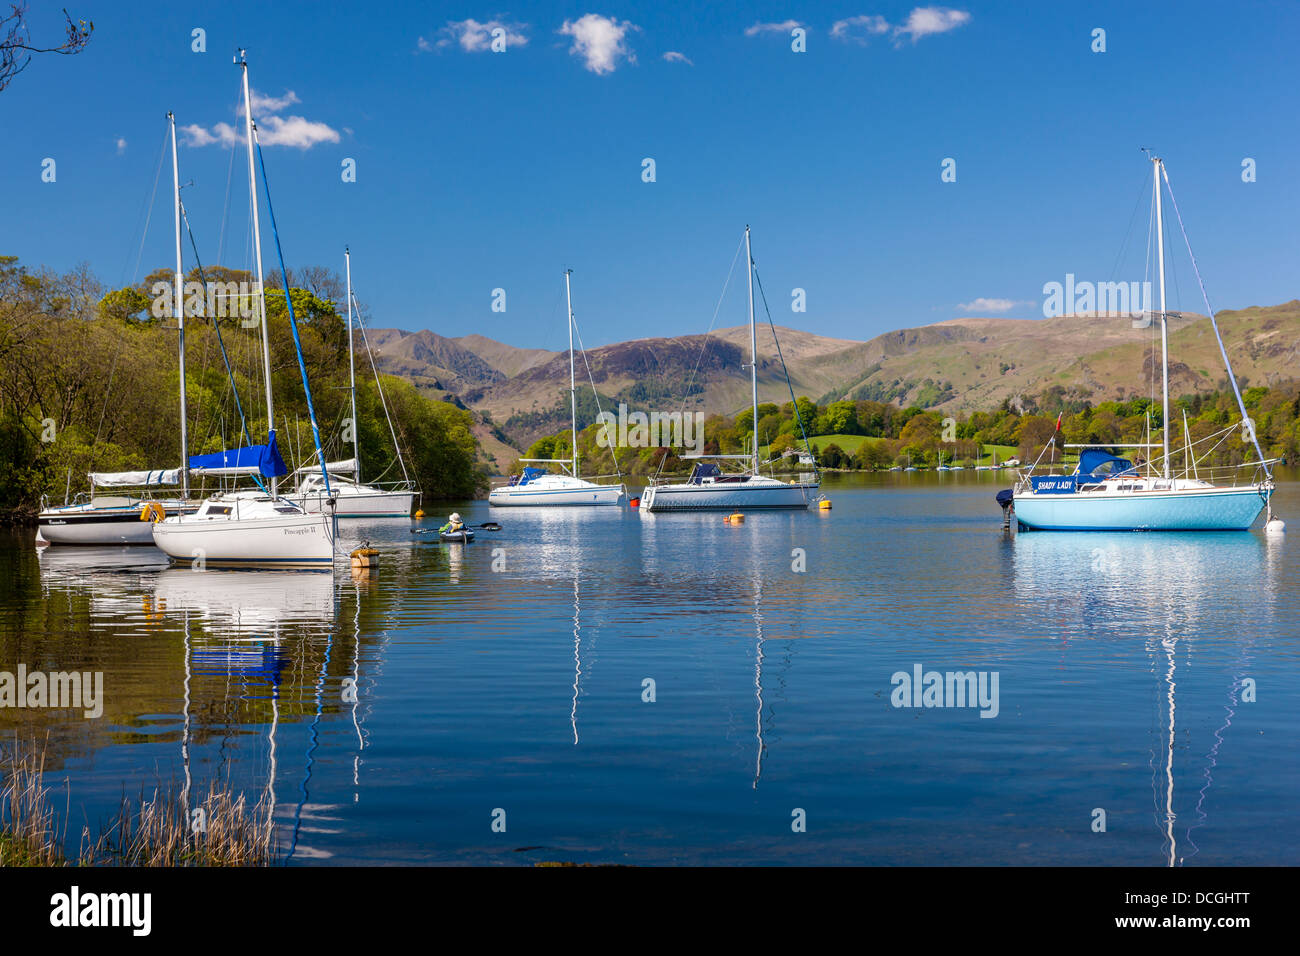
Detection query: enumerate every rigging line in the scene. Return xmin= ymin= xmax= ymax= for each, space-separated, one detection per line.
xmin=1159 ymin=164 xmax=1271 ymax=474
xmin=1108 ymin=165 xmax=1153 ymax=284
xmin=254 ymin=137 xmax=332 ymax=495
xmin=571 ymin=316 xmax=622 ymax=480
xmin=216 ymin=86 xmax=241 ymax=266
xmin=181 ymin=200 xmax=256 ymax=452
xmin=124 ymin=122 xmax=170 ymax=286
xmin=353 ymin=293 xmax=412 ymax=487
xmin=752 ymin=264 xmax=818 ymax=480
xmin=656 ymin=231 xmax=745 ymax=480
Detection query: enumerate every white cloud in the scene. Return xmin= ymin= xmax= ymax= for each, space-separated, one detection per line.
xmin=893 ymin=7 xmax=971 ymax=44
xmin=183 ymin=89 xmax=339 ymax=150
xmin=256 ymin=115 xmax=341 ymax=149
xmin=115 ymin=137 xmax=127 ymax=155
xmin=957 ymin=298 xmax=1028 ymax=313
xmin=744 ymin=20 xmax=802 ymax=37
xmin=416 ymin=35 xmax=433 ymax=52
xmin=830 ymin=15 xmax=889 ymax=44
xmin=662 ymin=50 xmax=692 ymax=65
xmin=180 ymin=124 xmax=220 ymax=147
xmin=435 ymin=18 xmax=529 ymax=52
xmin=239 ymin=89 xmax=301 ymax=116
xmin=558 ymin=14 xmax=638 ymax=75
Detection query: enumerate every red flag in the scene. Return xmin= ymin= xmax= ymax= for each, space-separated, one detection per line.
xmin=1054 ymin=412 xmax=1062 ymax=432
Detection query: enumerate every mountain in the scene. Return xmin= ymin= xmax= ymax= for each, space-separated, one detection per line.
xmin=369 ymin=302 xmax=1300 ymax=467
xmin=364 ymin=328 xmax=503 ymax=392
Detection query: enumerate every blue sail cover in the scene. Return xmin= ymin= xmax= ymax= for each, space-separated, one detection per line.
xmin=189 ymin=432 xmax=288 ymax=477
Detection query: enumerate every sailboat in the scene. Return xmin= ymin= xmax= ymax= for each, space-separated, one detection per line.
xmin=1002 ymin=155 xmax=1276 ymax=532
xmin=489 ymin=269 xmax=625 ymax=506
xmin=641 ymin=227 xmax=819 ymax=512
xmin=152 ymin=52 xmax=335 ymax=567
xmin=289 ymin=248 xmax=417 ymax=518
xmin=37 ymin=112 xmax=200 ymax=545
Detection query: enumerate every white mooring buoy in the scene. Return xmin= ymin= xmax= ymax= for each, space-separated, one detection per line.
xmin=1265 ymin=514 xmax=1286 ymax=534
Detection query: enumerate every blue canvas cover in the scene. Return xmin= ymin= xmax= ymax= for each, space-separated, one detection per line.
xmin=1075 ymin=449 xmax=1137 ymax=479
xmin=189 ymin=432 xmax=288 ymax=478
xmin=689 ymin=462 xmax=721 ymax=484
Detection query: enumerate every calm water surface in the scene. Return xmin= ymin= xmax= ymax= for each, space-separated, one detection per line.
xmin=2 ymin=470 xmax=1297 ymax=865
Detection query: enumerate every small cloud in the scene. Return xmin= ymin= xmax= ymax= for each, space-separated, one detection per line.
xmin=893 ymin=7 xmax=971 ymax=44
xmin=180 ymin=124 xmax=220 ymax=147
xmin=240 ymin=89 xmax=301 ymax=116
xmin=957 ymin=298 xmax=1029 ymax=313
xmin=434 ymin=18 xmax=529 ymax=53
xmin=744 ymin=20 xmax=803 ymax=37
xmin=182 ymin=88 xmax=339 ymax=150
xmin=256 ymin=115 xmax=340 ymax=149
xmin=662 ymin=50 xmax=692 ymax=65
xmin=115 ymin=137 xmax=127 ymax=155
xmin=558 ymin=14 xmax=638 ymax=75
xmin=416 ymin=35 xmax=433 ymax=52
xmin=830 ymin=15 xmax=890 ymax=44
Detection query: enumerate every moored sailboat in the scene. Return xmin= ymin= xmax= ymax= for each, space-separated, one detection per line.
xmin=152 ymin=52 xmax=335 ymax=567
xmin=489 ymin=269 xmax=625 ymax=507
xmin=641 ymin=226 xmax=819 ymax=512
xmin=289 ymin=247 xmax=417 ymax=518
xmin=1003 ymin=155 xmax=1276 ymax=532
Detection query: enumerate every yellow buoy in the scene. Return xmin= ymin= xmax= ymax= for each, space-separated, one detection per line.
xmin=818 ymin=499 xmax=832 ymax=510
xmin=725 ymin=512 xmax=745 ymax=524
xmin=414 ymin=509 xmax=425 ymax=519
xmin=350 ymin=546 xmax=380 ymax=569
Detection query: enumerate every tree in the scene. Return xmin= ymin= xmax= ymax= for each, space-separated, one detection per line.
xmin=1 ymin=4 xmax=93 ymax=93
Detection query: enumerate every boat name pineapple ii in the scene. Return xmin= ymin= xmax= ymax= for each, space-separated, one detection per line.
xmin=890 ymin=664 xmax=999 ymax=718
xmin=595 ymin=403 xmax=706 ymax=451
xmin=0 ymin=665 xmax=103 ymax=718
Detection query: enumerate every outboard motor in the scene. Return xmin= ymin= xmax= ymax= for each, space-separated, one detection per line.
xmin=995 ymin=489 xmax=1015 ymax=533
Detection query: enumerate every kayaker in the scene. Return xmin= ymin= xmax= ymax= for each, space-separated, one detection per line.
xmin=439 ymin=512 xmax=465 ymax=533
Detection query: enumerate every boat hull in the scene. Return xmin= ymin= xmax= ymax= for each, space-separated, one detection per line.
xmin=38 ymin=502 xmax=197 ymax=546
xmin=292 ymin=488 xmax=415 ymax=518
xmin=151 ymin=512 xmax=335 ymax=567
xmin=1012 ymin=485 xmax=1271 ymax=531
xmin=488 ymin=483 xmax=624 ymax=507
xmin=641 ymin=481 xmax=819 ymax=512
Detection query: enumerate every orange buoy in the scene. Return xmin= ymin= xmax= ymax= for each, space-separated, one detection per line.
xmin=629 ymin=497 xmax=641 ymax=508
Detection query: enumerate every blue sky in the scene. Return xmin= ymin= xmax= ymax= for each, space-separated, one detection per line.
xmin=2 ymin=1 xmax=1297 ymax=350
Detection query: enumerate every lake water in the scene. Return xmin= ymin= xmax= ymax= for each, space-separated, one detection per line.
xmin=2 ymin=470 xmax=1297 ymax=866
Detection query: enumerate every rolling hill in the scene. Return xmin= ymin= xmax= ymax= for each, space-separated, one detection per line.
xmin=369 ymin=301 xmax=1300 ymax=468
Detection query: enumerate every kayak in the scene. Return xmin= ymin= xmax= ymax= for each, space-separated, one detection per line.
xmin=439 ymin=528 xmax=474 ymax=543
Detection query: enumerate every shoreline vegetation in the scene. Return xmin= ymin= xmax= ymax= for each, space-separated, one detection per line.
xmin=3 ymin=257 xmax=1295 ymax=520
xmin=515 ymin=382 xmax=1299 ymax=478
xmin=1 ymin=736 xmax=277 ymax=866
xmin=0 ymin=256 xmax=488 ymax=523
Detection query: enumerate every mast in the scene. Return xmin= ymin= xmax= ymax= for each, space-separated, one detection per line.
xmin=745 ymin=225 xmax=759 ymax=475
xmin=240 ymin=50 xmax=276 ymax=495
xmin=564 ymin=268 xmax=578 ymax=479
xmin=1153 ymin=156 xmax=1170 ymax=479
xmin=168 ymin=111 xmax=190 ymax=498
xmin=345 ymin=247 xmax=360 ymax=483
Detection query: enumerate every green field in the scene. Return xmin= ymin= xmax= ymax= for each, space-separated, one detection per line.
xmin=762 ymin=436 xmax=1022 ymax=464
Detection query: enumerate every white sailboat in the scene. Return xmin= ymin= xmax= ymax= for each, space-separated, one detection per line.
xmin=289 ymin=247 xmax=417 ymax=518
xmin=152 ymin=52 xmax=335 ymax=568
xmin=1003 ymin=155 xmax=1277 ymax=532
xmin=489 ymin=269 xmax=625 ymax=506
xmin=641 ymin=226 xmax=819 ymax=512
xmin=37 ymin=112 xmax=199 ymax=545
